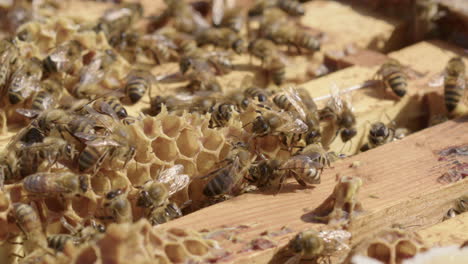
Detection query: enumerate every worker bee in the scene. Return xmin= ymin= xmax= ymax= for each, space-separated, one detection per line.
xmin=11 ymin=203 xmax=48 ymax=253
xmin=92 ymin=96 xmax=128 ymax=119
xmin=19 ymin=136 xmax=75 ymax=164
xmin=277 ymin=0 xmax=305 ymax=16
xmin=34 ymin=109 xmax=73 ymax=136
xmin=319 ymin=85 xmax=357 ymax=146
xmin=108 ymin=31 xmax=141 ymax=63
xmin=285 ymin=229 xmax=351 ymax=264
xmin=179 ymin=56 xmax=222 ymax=92
xmin=281 ymin=153 xmax=325 ymax=187
xmin=136 ymin=164 xmax=190 ymax=209
xmin=209 ymin=103 xmax=239 ymax=128
xmin=42 ymin=40 xmax=84 ymax=75
xmin=125 ymin=69 xmax=155 ymax=104
xmin=47 ymin=234 xmax=79 ymax=252
xmin=202 ymin=142 xmax=255 ymax=197
xmin=138 ymin=33 xmax=178 ymax=64
xmin=8 ymin=57 xmax=43 ymax=104
xmin=148 ymin=202 xmax=184 ymax=226
xmin=443 ymin=57 xmax=466 ymax=113
xmin=103 ymin=189 xmax=133 ymax=223
xmin=443 ymin=194 xmax=468 ymax=221
xmin=248 ymin=0 xmax=277 ymax=16
xmin=360 ymin=121 xmax=409 ymax=151
xmin=375 ymin=59 xmax=411 ymax=98
xmin=246 ymin=158 xmax=284 ymax=189
xmin=22 ymin=172 xmax=89 ymax=198
xmin=96 ymin=2 xmax=143 ymax=38
xmin=151 ymin=0 xmax=209 ymax=34
xmin=0 ymin=39 xmax=19 ymax=89
xmin=73 ymin=49 xmax=118 ymax=98
xmin=212 ymin=0 xmax=245 ymax=32
xmin=195 ymin=28 xmax=245 ymax=54
xmin=0 ymin=151 xmax=20 ymax=184
xmin=248 ymin=38 xmax=278 ymax=66
xmin=159 ymin=29 xmax=198 ymax=56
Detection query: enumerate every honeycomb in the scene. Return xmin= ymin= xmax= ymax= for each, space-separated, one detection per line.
xmin=18 ymin=219 xmax=228 ymax=264
xmin=344 ymin=228 xmax=427 ymax=264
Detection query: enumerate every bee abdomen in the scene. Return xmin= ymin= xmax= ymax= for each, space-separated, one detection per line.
xmin=444 ymin=81 xmax=462 ymax=112
xmin=47 ymin=235 xmax=75 ymax=251
xmin=23 ymin=174 xmax=48 ymax=193
xmin=203 ymin=171 xmax=233 ymax=197
xmin=273 ymin=94 xmax=292 ymax=111
xmin=78 ymin=146 xmax=101 ymax=172
xmin=43 ymin=56 xmax=58 ymax=74
xmin=278 ymin=0 xmax=305 ymax=16
xmin=126 ymin=77 xmax=148 ymax=103
xmin=385 ymin=72 xmax=407 ymax=97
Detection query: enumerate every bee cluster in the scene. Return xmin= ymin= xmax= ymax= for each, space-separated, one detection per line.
xmin=0 ymin=0 xmax=466 ymax=263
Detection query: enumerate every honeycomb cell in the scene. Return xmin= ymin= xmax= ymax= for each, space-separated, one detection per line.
xmin=91 ymin=175 xmax=111 ymax=196
xmin=202 ymin=130 xmax=224 ymax=151
xmin=218 ymin=143 xmax=231 ymax=161
xmin=0 ymin=218 xmax=10 ymax=241
xmin=8 ymin=186 xmax=23 ymax=203
xmin=150 ymin=163 xmax=164 ymax=179
xmin=167 ymin=228 xmax=189 ymax=238
xmin=396 ymin=240 xmax=418 ymax=260
xmin=127 ymin=161 xmax=151 ymax=186
xmin=149 ymin=232 xmax=164 ymax=248
xmin=152 ymin=138 xmax=178 ymax=162
xmin=72 ymin=197 xmax=96 ymax=219
xmin=176 ymin=129 xmax=200 ymax=158
xmin=175 ymin=159 xmax=196 ymax=177
xmin=184 ymin=239 xmax=209 ymax=256
xmin=367 ymin=243 xmax=391 ymax=263
xmin=74 ymin=245 xmax=98 ymax=264
xmin=165 ymin=243 xmax=189 ymax=263
xmin=142 ymin=117 xmax=161 ymax=139
xmin=196 ymin=151 xmax=218 ymax=175
xmin=161 ymin=116 xmax=182 ymax=138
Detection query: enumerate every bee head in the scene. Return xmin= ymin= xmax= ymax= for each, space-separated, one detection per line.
xmin=179 ymin=57 xmax=192 ymax=74
xmin=340 ymin=128 xmax=357 ymax=142
xmin=370 ymin=122 xmax=388 ymax=138
xmin=305 ymin=130 xmax=321 ymax=145
xmin=232 ymin=39 xmax=245 ymax=54
xmin=136 ymin=190 xmax=152 ymax=208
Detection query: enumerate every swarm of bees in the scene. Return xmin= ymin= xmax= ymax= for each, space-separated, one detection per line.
xmin=0 ymin=0 xmax=465 ymax=263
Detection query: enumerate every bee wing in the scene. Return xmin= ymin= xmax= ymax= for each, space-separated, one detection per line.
xmin=98 ymin=101 xmax=121 ymax=121
xmin=427 ymin=71 xmax=445 ymax=87
xmin=73 ymin=132 xmax=97 ymax=141
xmin=16 ymin=108 xmax=42 ymax=118
xmin=192 ymin=9 xmax=210 ymax=30
xmin=283 ymin=86 xmax=307 ymax=120
xmin=281 ymin=155 xmax=312 ymax=169
xmin=103 ymin=7 xmax=132 ymax=22
xmin=86 ymin=138 xmax=121 ymax=147
xmin=318 ymin=229 xmax=351 ymax=253
xmin=79 ymin=58 xmax=105 ymax=86
xmin=158 ymin=164 xmax=190 ymax=195
xmin=212 ymin=0 xmax=225 ymax=26
xmin=155 ymin=72 xmax=186 ymax=83
xmin=328 ymin=83 xmax=344 ymax=114
xmin=276 ymin=117 xmax=309 ymax=134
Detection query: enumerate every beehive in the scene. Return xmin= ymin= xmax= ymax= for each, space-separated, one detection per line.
xmin=0 ymin=0 xmax=467 ymax=264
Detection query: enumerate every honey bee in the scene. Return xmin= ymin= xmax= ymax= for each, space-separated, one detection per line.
xmin=11 ymin=203 xmax=48 ymax=253
xmin=159 ymin=29 xmax=198 ymax=56
xmin=150 ymin=0 xmax=209 ymax=34
xmin=443 ymin=57 xmax=466 ymax=113
xmin=212 ymin=0 xmax=245 ymax=32
xmin=103 ymin=189 xmax=133 ymax=223
xmin=19 ymin=136 xmax=75 ymax=165
xmin=92 ymin=96 xmax=128 ymax=119
xmin=209 ymin=103 xmax=239 ymax=128
xmin=42 ymin=40 xmax=84 ymax=75
xmin=285 ymin=229 xmax=351 ymax=264
xmin=361 ymin=122 xmax=409 ymax=151
xmin=0 ymin=39 xmax=19 ymax=89
xmin=108 ymin=31 xmax=141 ymax=63
xmin=138 ymin=33 xmax=178 ymax=64
xmin=34 ymin=109 xmax=73 ymax=136
xmin=246 ymin=158 xmax=283 ymax=189
xmin=195 ymin=28 xmax=245 ymax=54
xmin=136 ymin=164 xmax=190 ymax=209
xmin=277 ymin=0 xmax=305 ymax=16
xmin=8 ymin=57 xmax=43 ymax=104
xmin=96 ymin=2 xmax=143 ymax=38
xmin=47 ymin=234 xmax=79 ymax=252
xmin=248 ymin=38 xmax=277 ymax=66
xmin=203 ymin=142 xmax=254 ymax=197
xmin=319 ymin=86 xmax=357 ymax=145
xmin=443 ymin=194 xmax=468 ymax=221
xmin=22 ymin=172 xmax=89 ymax=198
xmin=148 ymin=202 xmax=184 ymax=226
xmin=179 ymin=56 xmax=222 ymax=92
xmin=248 ymin=0 xmax=277 ymax=17
xmin=67 ymin=115 xmax=97 ymax=141
xmin=281 ymin=153 xmax=325 ymax=187
xmin=125 ymin=69 xmax=154 ymax=104
xmin=0 ymin=151 xmax=20 ymax=184
xmin=250 ymin=103 xmax=309 ymax=139
xmin=273 ymin=87 xmax=321 ymax=145
xmin=375 ymin=59 xmax=410 ymax=97
xmin=73 ymin=49 xmax=118 ymax=98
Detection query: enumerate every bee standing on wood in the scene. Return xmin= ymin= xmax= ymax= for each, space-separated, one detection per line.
xmin=443 ymin=57 xmax=466 ymax=113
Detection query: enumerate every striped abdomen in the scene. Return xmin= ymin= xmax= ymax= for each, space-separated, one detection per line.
xmin=47 ymin=234 xmax=76 ymax=251
xmin=32 ymin=91 xmax=55 ymax=111
xmin=210 ymin=103 xmax=235 ymax=128
xmin=268 ymin=57 xmax=285 ymax=85
xmin=277 ymin=0 xmax=305 ymax=16
xmin=126 ymin=75 xmax=149 ymax=103
xmin=244 ymin=87 xmax=268 ymax=102
xmin=13 ymin=203 xmax=42 ymax=233
xmin=79 ymin=145 xmax=105 ymax=172
xmin=293 ymin=32 xmax=320 ymax=52
xmin=95 ymin=97 xmax=128 ymax=119
xmin=383 ymin=66 xmax=407 ymax=97
xmin=273 ymin=94 xmax=293 ymax=111
xmin=203 ymin=168 xmax=234 ymax=197
xmin=444 ymin=74 xmax=464 ymax=112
